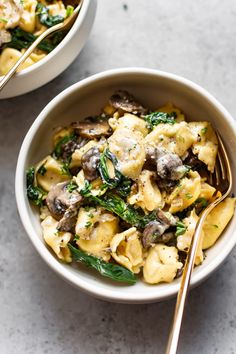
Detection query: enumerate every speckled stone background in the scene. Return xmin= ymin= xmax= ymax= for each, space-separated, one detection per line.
xmin=1 ymin=1 xmax=236 ymax=353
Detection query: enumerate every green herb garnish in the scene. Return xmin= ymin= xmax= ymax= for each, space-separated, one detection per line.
xmin=201 ymin=127 xmax=207 ymax=134
xmin=74 ymin=234 xmax=80 ymax=241
xmin=26 ymin=167 xmax=46 ymax=206
xmin=213 ymin=224 xmax=219 ymax=228
xmin=36 ymin=3 xmax=64 ymax=27
xmin=195 ymin=197 xmax=208 ymax=208
xmin=144 ymin=111 xmax=176 ymax=130
xmin=53 ymin=134 xmax=77 ymax=160
xmin=6 ymin=27 xmax=63 ymax=53
xmin=0 ymin=18 xmax=8 ymax=23
xmin=85 ymin=221 xmax=92 ymax=228
xmin=66 ymin=181 xmax=77 ymax=193
xmin=66 ymin=5 xmax=74 ymax=17
xmin=80 ymin=182 xmax=156 ymax=228
xmin=69 ymin=244 xmax=136 ymax=284
xmin=175 ymin=221 xmax=187 ymax=236
xmin=38 ymin=165 xmax=47 ymax=176
xmin=98 ymin=148 xmax=131 ymax=197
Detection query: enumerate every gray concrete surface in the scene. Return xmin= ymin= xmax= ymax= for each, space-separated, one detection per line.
xmin=1 ymin=0 xmax=236 ymax=353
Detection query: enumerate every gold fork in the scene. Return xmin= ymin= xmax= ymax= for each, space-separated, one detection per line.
xmin=0 ymin=0 xmax=83 ymax=91
xmin=166 ymin=133 xmax=232 ymax=354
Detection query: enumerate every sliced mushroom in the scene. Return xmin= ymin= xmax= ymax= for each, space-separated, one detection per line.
xmin=142 ymin=209 xmax=178 ymax=248
xmin=156 ymin=147 xmax=187 ymax=180
xmin=57 ymin=206 xmax=78 ymax=232
xmin=157 ymin=209 xmax=177 ymax=226
xmin=81 ymin=147 xmax=100 ymax=181
xmin=60 ymin=136 xmax=88 ymax=162
xmin=183 ymin=150 xmax=204 ymax=171
xmin=142 ymin=220 xmax=169 ymax=248
xmin=46 ymin=182 xmax=82 ymax=231
xmin=72 ymin=117 xmax=112 ymax=139
xmin=109 ymin=90 xmax=148 ymax=117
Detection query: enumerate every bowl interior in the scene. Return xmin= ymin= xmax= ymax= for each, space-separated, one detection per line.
xmin=18 ymin=69 xmax=236 ymax=303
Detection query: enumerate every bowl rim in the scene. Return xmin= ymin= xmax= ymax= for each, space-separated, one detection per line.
xmin=0 ymin=0 xmax=91 ymax=80
xmin=15 ymin=67 xmax=236 ymax=303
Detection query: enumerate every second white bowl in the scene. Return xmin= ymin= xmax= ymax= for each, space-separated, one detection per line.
xmin=0 ymin=0 xmax=97 ymax=99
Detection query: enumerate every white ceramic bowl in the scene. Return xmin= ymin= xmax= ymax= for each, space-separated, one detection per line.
xmin=0 ymin=0 xmax=97 ymax=99
xmin=15 ymin=68 xmax=236 ymax=304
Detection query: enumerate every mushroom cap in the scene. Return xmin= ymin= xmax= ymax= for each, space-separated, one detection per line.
xmin=72 ymin=117 xmax=112 ymax=139
xmin=46 ymin=181 xmax=82 ymax=221
xmin=109 ymin=90 xmax=148 ymax=117
xmin=81 ymin=147 xmax=100 ymax=181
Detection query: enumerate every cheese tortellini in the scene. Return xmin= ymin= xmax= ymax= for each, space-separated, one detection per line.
xmin=143 ymin=245 xmax=183 ymax=284
xmin=26 ymin=90 xmax=235 ymax=286
xmin=41 ymin=216 xmax=72 ymax=263
xmin=75 ymin=207 xmax=119 ymax=261
xmin=108 ymin=126 xmax=146 ymax=180
xmin=110 ymin=227 xmax=144 ymax=273
xmin=166 ymin=171 xmax=201 ymax=213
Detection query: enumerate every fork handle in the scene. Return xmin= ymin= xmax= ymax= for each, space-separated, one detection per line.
xmin=165 ymin=216 xmax=205 ymax=354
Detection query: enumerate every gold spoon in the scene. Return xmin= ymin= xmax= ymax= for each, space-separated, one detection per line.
xmin=0 ymin=0 xmax=83 ymax=91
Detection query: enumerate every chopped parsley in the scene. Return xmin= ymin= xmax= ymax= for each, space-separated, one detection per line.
xmin=60 ymin=162 xmax=71 ymax=176
xmin=144 ymin=111 xmax=176 ymax=130
xmin=66 ymin=5 xmax=74 ymax=17
xmin=85 ymin=221 xmax=92 ymax=229
xmin=26 ymin=167 xmax=46 ymax=206
xmin=175 ymin=221 xmax=187 ymax=236
xmin=185 ymin=193 xmax=193 ymax=199
xmin=74 ymin=234 xmax=80 ymax=241
xmin=36 ymin=3 xmax=64 ymax=27
xmin=66 ymin=181 xmax=77 ymax=193
xmin=38 ymin=165 xmax=47 ymax=176
xmin=0 ymin=18 xmax=8 ymax=23
xmin=195 ymin=197 xmax=208 ymax=208
xmin=201 ymin=127 xmax=207 ymax=134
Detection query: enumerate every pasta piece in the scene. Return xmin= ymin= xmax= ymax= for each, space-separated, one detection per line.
xmin=189 ymin=122 xmax=218 ymax=172
xmin=19 ymin=0 xmax=37 ymax=33
xmin=74 ymin=170 xmax=107 ymax=197
xmin=166 ymin=171 xmax=201 ymax=213
xmin=157 ymin=103 xmax=185 ymax=122
xmin=75 ymin=207 xmax=103 ymax=240
xmin=109 ymin=113 xmax=149 ymax=136
xmin=145 ymin=121 xmax=196 ymax=158
xmin=76 ymin=209 xmax=119 ymax=261
xmin=36 ymin=155 xmax=70 ymax=192
xmin=0 ymin=48 xmax=34 ymax=75
xmin=52 ymin=127 xmax=75 ymax=147
xmin=202 ymin=197 xmax=236 ymax=249
xmin=103 ymin=103 xmax=116 ymax=116
xmin=108 ymin=126 xmax=145 ymax=180
xmin=110 ymin=227 xmax=143 ymax=274
xmin=70 ymin=140 xmax=98 ymax=169
xmin=41 ymin=216 xmax=72 ymax=263
xmin=199 ymin=180 xmax=216 ymax=200
xmin=177 ymin=209 xmax=203 ymax=265
xmin=143 ymin=244 xmax=183 ymax=284
xmin=128 ymin=170 xmax=163 ymax=211
xmin=40 ymin=205 xmax=51 ymax=220
xmin=47 ymin=0 xmax=66 ymax=17
xmin=0 ymin=0 xmax=22 ymax=29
